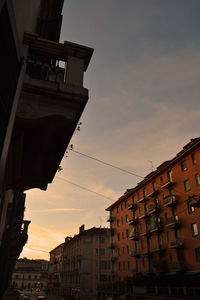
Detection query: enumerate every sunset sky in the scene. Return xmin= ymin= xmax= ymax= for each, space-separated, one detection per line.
xmin=21 ymin=0 xmax=200 ymax=260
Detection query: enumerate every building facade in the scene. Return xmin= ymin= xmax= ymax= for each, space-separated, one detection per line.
xmin=106 ymin=138 xmax=200 ymax=282
xmin=49 ymin=225 xmax=111 ymax=300
xmin=0 ymin=0 xmax=93 ymax=297
xmin=11 ymin=258 xmax=49 ymax=291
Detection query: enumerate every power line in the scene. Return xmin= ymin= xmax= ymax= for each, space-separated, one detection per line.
xmin=24 ymin=246 xmax=49 ymax=253
xmin=56 ymin=176 xmax=116 ymax=202
xmin=68 ymin=148 xmax=192 ymax=198
xmin=68 ymin=148 xmax=144 ymax=179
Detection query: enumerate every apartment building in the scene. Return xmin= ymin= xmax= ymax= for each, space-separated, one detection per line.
xmin=11 ymin=258 xmax=49 ymax=290
xmin=106 ymin=138 xmax=200 ymax=281
xmin=49 ymin=225 xmax=111 ymax=300
xmin=0 ymin=0 xmax=93 ymax=296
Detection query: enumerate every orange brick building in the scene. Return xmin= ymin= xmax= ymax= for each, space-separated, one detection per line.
xmin=106 ymin=138 xmax=200 ymax=281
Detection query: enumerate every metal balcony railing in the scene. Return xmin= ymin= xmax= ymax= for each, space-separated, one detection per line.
xmin=163 ymin=195 xmax=177 ymax=207
xmin=168 ymin=239 xmax=183 ymax=249
xmin=161 ymin=180 xmax=175 ymax=189
xmin=166 ymin=215 xmax=180 ymax=228
xmin=147 ymin=204 xmax=160 ymax=215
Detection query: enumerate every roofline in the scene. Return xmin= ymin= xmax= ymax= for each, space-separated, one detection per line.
xmin=106 ymin=138 xmax=200 ymax=211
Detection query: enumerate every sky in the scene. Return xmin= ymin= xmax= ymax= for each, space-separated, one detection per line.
xmin=21 ymin=0 xmax=200 ymax=259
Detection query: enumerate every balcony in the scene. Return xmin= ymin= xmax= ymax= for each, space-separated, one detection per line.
xmin=128 ymin=217 xmax=138 ymax=225
xmin=163 ymin=195 xmax=177 ymax=207
xmin=140 ymin=228 xmax=151 ymax=236
xmin=147 ymin=189 xmax=159 ymax=198
xmin=13 ymin=32 xmax=93 ymax=191
xmin=138 ymin=196 xmax=149 ymax=203
xmin=142 ymin=249 xmax=151 ymax=257
xmin=129 ymin=232 xmax=139 ymax=240
xmin=169 ymin=261 xmax=186 ymax=272
xmin=150 ymin=224 xmax=162 ymax=233
xmin=128 ymin=203 xmax=137 ymax=211
xmin=147 ymin=204 xmax=161 ymax=215
xmin=150 ymin=244 xmax=165 ymax=254
xmin=168 ymin=239 xmax=183 ymax=249
xmin=130 ymin=250 xmax=140 ymax=257
xmin=166 ymin=216 xmax=180 ymax=229
xmin=138 ymin=211 xmax=148 ymax=219
xmin=161 ymin=180 xmax=175 ymax=189
xmin=107 ymin=215 xmax=115 ymax=222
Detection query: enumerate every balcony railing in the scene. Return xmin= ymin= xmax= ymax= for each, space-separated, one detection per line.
xmin=138 ymin=196 xmax=149 ymax=203
xmin=140 ymin=228 xmax=151 ymax=236
xmin=168 ymin=239 xmax=183 ymax=249
xmin=166 ymin=215 xmax=180 ymax=229
xmin=128 ymin=217 xmax=138 ymax=225
xmin=147 ymin=204 xmax=160 ymax=215
xmin=23 ymin=32 xmax=94 ymax=89
xmin=161 ymin=180 xmax=175 ymax=189
xmin=128 ymin=203 xmax=137 ymax=211
xmin=163 ymin=195 xmax=177 ymax=207
xmin=130 ymin=250 xmax=140 ymax=257
xmin=129 ymin=232 xmax=139 ymax=240
xmin=150 ymin=224 xmax=162 ymax=233
xmin=138 ymin=211 xmax=148 ymax=219
xmin=147 ymin=189 xmax=159 ymax=198
xmin=150 ymin=244 xmax=165 ymax=253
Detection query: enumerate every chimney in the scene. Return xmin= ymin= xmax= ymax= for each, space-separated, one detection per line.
xmin=79 ymin=224 xmax=85 ymax=233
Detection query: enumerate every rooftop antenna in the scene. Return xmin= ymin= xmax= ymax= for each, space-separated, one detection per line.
xmin=149 ymin=160 xmax=154 ymax=172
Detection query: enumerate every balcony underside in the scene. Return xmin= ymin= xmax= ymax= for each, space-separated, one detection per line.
xmin=7 ymin=78 xmax=88 ymax=191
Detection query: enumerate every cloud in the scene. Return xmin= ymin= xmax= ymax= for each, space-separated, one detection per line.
xmin=29 ymin=208 xmax=84 ymax=213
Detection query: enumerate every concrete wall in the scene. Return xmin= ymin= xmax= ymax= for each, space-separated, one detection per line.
xmin=12 ymin=0 xmax=40 ymax=45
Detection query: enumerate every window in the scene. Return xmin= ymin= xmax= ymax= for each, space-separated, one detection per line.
xmin=126 ymin=229 xmax=129 ymax=237
xmin=100 ymin=248 xmax=105 ymax=255
xmin=195 ymin=174 xmax=200 ymax=185
xmin=122 ymin=246 xmax=125 ymax=254
xmin=125 ymin=215 xmax=128 ymax=223
xmin=184 ymin=179 xmax=191 ymax=192
xmin=167 ymin=170 xmax=172 ymax=182
xmin=181 ymin=161 xmax=187 ymax=171
xmin=122 ymin=232 xmax=124 ymax=239
xmin=192 ymin=154 xmax=196 ymax=165
xmin=169 ymin=188 xmax=175 ymax=196
xmin=118 ymin=261 xmax=121 ymax=270
xmin=143 ymin=188 xmax=146 ymax=198
xmin=187 ymin=201 xmax=194 ymax=213
xmin=160 ymin=176 xmax=163 ymax=185
xmin=142 ymin=257 xmax=145 ymax=267
xmin=117 ymin=207 xmax=119 ymax=213
xmin=191 ymin=223 xmax=198 ymax=237
xmin=167 ymin=232 xmax=170 ymax=243
xmin=118 ymin=248 xmax=121 ymax=256
xmin=195 ymin=247 xmax=200 ymax=262
xmin=123 ymin=261 xmax=125 ymax=271
xmin=152 ymin=181 xmax=157 ymax=191
xmin=141 ymin=239 xmax=144 ymax=249
xmin=132 ymin=195 xmax=135 ymax=203
xmin=100 ymin=236 xmax=105 ymax=243
xmin=140 ymin=223 xmax=143 ymax=231
xmin=28 ymin=275 xmax=31 ymax=279
xmin=117 ymin=233 xmax=120 ymax=241
xmin=138 ymin=192 xmax=140 ymax=201
xmin=117 ymin=219 xmax=120 ymax=227
xmin=125 ymin=200 xmax=127 ymax=208
xmin=95 ymin=248 xmax=98 ymax=254
xmin=121 ymin=217 xmax=123 ymax=225
xmin=35 ymin=275 xmax=37 ymax=279
xmin=127 ymin=261 xmax=130 ymax=271
xmin=127 ymin=244 xmax=130 ymax=254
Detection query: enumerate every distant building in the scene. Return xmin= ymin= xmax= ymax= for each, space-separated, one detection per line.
xmin=49 ymin=225 xmax=111 ymax=300
xmin=0 ymin=0 xmax=93 ymax=297
xmin=11 ymin=258 xmax=49 ymax=290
